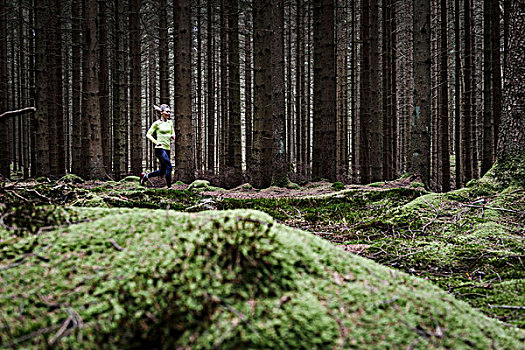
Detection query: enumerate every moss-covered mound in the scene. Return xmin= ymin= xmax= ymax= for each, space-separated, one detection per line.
xmin=1 ymin=209 xmax=523 ymax=349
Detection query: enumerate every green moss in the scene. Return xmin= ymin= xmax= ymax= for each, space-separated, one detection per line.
xmin=332 ymin=182 xmax=345 ymax=190
xmin=1 ymin=208 xmax=523 ymax=349
xmin=58 ymin=174 xmax=85 ymax=184
xmin=119 ymin=175 xmax=140 ymax=183
xmin=188 ymin=180 xmax=211 ymax=190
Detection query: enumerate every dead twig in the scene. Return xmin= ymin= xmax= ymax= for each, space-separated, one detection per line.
xmin=488 ymin=304 xmax=525 ymax=310
xmin=109 ymin=238 xmax=124 ymax=251
xmin=26 ymin=189 xmax=51 ymax=202
xmin=464 ymin=204 xmax=521 ymax=214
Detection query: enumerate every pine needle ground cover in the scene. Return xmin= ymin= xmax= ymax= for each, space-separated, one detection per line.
xmin=1 ymin=208 xmax=524 ymax=349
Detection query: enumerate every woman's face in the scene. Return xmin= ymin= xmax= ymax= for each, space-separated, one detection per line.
xmin=162 ymin=109 xmax=171 ymax=119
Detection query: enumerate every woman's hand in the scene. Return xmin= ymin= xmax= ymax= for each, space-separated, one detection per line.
xmin=171 ymin=135 xmax=175 ymax=140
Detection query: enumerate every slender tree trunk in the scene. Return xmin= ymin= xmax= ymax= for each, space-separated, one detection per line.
xmin=360 ymin=0 xmax=371 ymax=184
xmin=272 ymin=0 xmax=288 ymax=186
xmin=227 ymin=0 xmax=242 ymax=185
xmin=129 ymin=0 xmax=142 ymax=175
xmin=410 ymin=0 xmax=431 ymax=187
xmin=481 ymin=0 xmax=492 ymax=176
xmin=98 ymin=0 xmax=110 ymax=171
xmin=350 ymin=0 xmax=357 ymax=182
xmin=391 ymin=0 xmax=398 ymax=178
xmin=295 ymin=0 xmax=303 ymax=178
xmin=252 ymin=0 xmax=272 ymax=188
xmin=112 ymin=0 xmax=126 ymax=178
xmin=207 ymin=0 xmax=215 ymax=173
xmin=47 ymin=0 xmax=65 ymax=176
xmin=462 ymin=0 xmax=472 ymax=184
xmin=219 ymin=0 xmax=228 ymax=174
xmin=369 ymin=0 xmax=381 ymax=182
xmin=382 ymin=0 xmax=392 ymax=181
xmin=312 ymin=0 xmax=336 ymax=181
xmin=159 ymin=0 xmax=169 ymax=103
xmin=244 ymin=8 xmax=253 ymax=177
xmin=454 ymin=0 xmax=462 ymax=187
xmin=174 ymin=0 xmax=195 ymax=183
xmin=84 ymin=0 xmax=104 ymax=178
xmin=491 ymin=0 xmax=501 ymax=162
xmin=34 ymin=0 xmax=50 ymax=176
xmin=71 ymin=0 xmax=82 ymax=175
xmin=196 ymin=0 xmax=202 ymax=173
xmin=0 ymin=0 xmax=8 ymax=177
xmin=440 ymin=0 xmax=451 ymax=191
xmin=470 ymin=0 xmax=479 ymax=179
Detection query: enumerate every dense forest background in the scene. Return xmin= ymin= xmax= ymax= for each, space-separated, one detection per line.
xmin=0 ymin=0 xmax=523 ymax=190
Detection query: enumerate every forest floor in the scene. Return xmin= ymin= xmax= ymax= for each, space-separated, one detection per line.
xmin=1 ymin=174 xmax=524 ymax=345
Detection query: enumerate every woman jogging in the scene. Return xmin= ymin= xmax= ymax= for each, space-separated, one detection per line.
xmin=140 ymin=104 xmax=175 ymax=188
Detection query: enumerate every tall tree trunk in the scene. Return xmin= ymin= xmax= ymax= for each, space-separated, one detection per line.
xmin=350 ymin=0 xmax=357 ymax=182
xmin=461 ymin=0 xmax=472 ymax=185
xmin=196 ymin=0 xmax=202 ymax=173
xmin=112 ymin=0 xmax=126 ymax=179
xmin=382 ymin=0 xmax=392 ymax=181
xmin=481 ymin=0 xmax=492 ymax=176
xmin=244 ymin=8 xmax=253 ymax=177
xmin=159 ymin=0 xmax=169 ymax=103
xmin=98 ymin=0 xmax=110 ymax=171
xmin=0 ymin=0 xmax=8 ymax=177
xmin=369 ymin=0 xmax=381 ymax=182
xmin=207 ymin=0 xmax=215 ymax=173
xmin=252 ymin=0 xmax=272 ymax=188
xmin=313 ymin=0 xmax=336 ymax=181
xmin=47 ymin=0 xmax=65 ymax=176
xmin=440 ymin=0 xmax=451 ymax=192
xmin=34 ymin=0 xmax=50 ymax=176
xmin=272 ymin=0 xmax=288 ymax=186
xmin=84 ymin=0 xmax=104 ymax=178
xmin=71 ymin=0 xmax=82 ymax=175
xmin=410 ymin=0 xmax=431 ymax=187
xmin=497 ymin=0 xmax=524 ymax=160
xmin=219 ymin=0 xmax=228 ymax=174
xmin=391 ymin=0 xmax=398 ymax=178
xmin=454 ymin=0 xmax=461 ymax=187
xmin=227 ymin=0 xmax=242 ymax=186
xmin=129 ymin=0 xmax=142 ymax=175
xmin=295 ymin=0 xmax=303 ymax=178
xmin=174 ymin=0 xmax=195 ymax=183
xmin=360 ymin=0 xmax=371 ymax=184
xmin=491 ymin=0 xmax=501 ymax=162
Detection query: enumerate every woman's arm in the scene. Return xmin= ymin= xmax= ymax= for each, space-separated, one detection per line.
xmin=146 ymin=122 xmax=160 ymax=145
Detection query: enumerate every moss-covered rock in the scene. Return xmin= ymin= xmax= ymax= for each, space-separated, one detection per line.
xmin=1 ymin=208 xmax=523 ymax=349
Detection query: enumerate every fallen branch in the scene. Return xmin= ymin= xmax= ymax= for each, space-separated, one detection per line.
xmin=464 ymin=204 xmax=520 ymax=214
xmin=0 ymin=107 xmax=36 ymax=120
xmin=488 ymin=304 xmax=525 ymax=310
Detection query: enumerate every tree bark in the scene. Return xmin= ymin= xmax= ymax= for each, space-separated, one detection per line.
xmin=98 ymin=0 xmax=110 ymax=171
xmin=272 ymin=0 xmax=288 ymax=186
xmin=34 ymin=0 xmax=50 ymax=176
xmin=174 ymin=0 xmax=195 ymax=183
xmin=71 ymin=0 xmax=82 ymax=175
xmin=440 ymin=0 xmax=451 ymax=192
xmin=84 ymin=0 xmax=104 ymax=178
xmin=312 ymin=0 xmax=336 ymax=181
xmin=207 ymin=0 xmax=216 ymax=173
xmin=252 ymin=0 xmax=273 ymax=188
xmin=410 ymin=0 xmax=431 ymax=187
xmin=129 ymin=0 xmax=142 ymax=175
xmin=0 ymin=0 xmax=8 ymax=177
xmin=227 ymin=0 xmax=242 ymax=186
xmin=497 ymin=0 xmax=524 ymax=160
